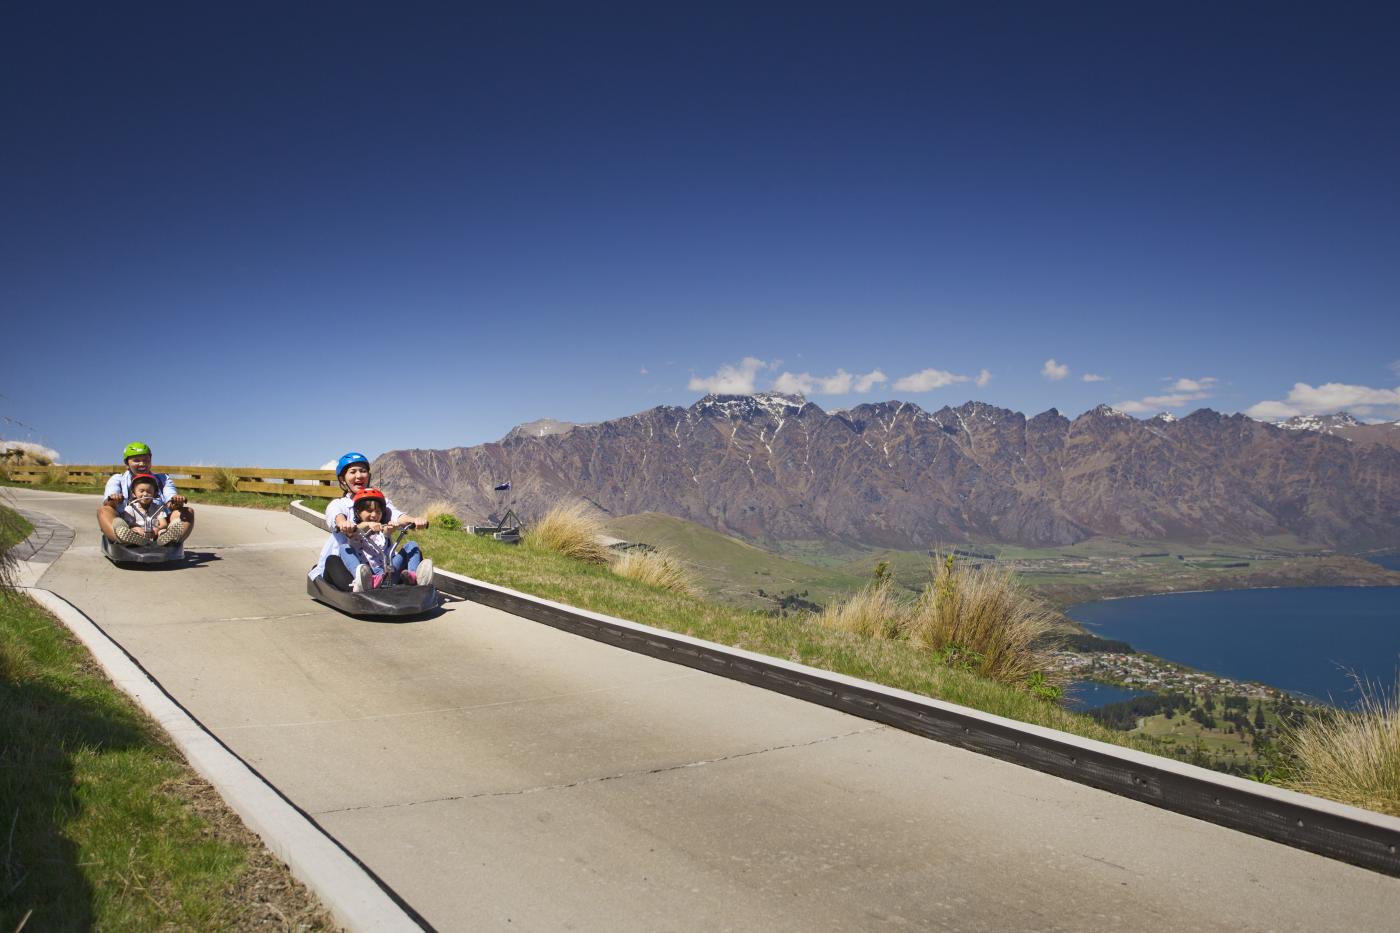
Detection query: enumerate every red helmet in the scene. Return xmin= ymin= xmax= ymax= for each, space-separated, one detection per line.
xmin=129 ymin=472 xmax=160 ymax=493
xmin=352 ymin=487 xmax=387 ymax=512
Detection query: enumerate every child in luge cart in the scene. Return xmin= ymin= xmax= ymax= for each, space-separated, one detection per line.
xmin=340 ymin=487 xmax=434 ymax=591
xmin=98 ymin=440 xmax=194 ymax=544
xmin=308 ymin=451 xmax=432 ymax=591
xmin=112 ymin=472 xmax=184 ymax=544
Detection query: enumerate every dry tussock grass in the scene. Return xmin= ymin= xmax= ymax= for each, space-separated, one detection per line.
xmin=904 ymin=556 xmax=1062 ymax=688
xmin=0 ymin=442 xmax=56 ymax=467
xmin=1 ymin=444 xmax=62 ymax=485
xmin=422 ymin=500 xmax=458 ymax=523
xmin=31 ymin=464 xmax=67 ymax=486
xmin=611 ymin=549 xmax=697 ymax=595
xmin=814 ymin=580 xmax=907 ymax=640
xmin=814 ymin=555 xmax=1063 ymax=691
xmin=525 ymin=502 xmax=610 ymax=564
xmin=1284 ymin=679 xmax=1400 ymax=816
xmin=213 ymin=467 xmax=240 ymax=493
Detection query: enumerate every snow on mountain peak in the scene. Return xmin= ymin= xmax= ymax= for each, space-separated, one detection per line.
xmin=752 ymin=392 xmax=807 ymax=417
xmin=694 ymin=392 xmax=807 ymax=419
xmin=1275 ymin=412 xmax=1361 ymax=433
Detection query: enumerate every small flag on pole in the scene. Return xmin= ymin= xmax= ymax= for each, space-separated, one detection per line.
xmin=493 ymin=482 xmax=511 ymax=491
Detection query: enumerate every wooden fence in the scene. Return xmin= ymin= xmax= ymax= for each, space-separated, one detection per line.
xmin=2 ymin=464 xmax=340 ymax=496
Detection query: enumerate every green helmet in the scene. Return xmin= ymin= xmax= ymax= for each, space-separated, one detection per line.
xmin=123 ymin=441 xmax=151 ymax=461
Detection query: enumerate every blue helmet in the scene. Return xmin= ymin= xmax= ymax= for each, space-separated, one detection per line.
xmin=336 ymin=451 xmax=370 ymax=478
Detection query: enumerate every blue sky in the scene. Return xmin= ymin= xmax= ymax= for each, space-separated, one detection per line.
xmin=3 ymin=3 xmax=1398 ymax=467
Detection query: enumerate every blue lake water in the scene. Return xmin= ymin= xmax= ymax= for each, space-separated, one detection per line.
xmin=1367 ymin=554 xmax=1400 ymax=572
xmin=1068 ymin=587 xmax=1400 ymax=707
xmin=1064 ymin=681 xmax=1147 ymax=711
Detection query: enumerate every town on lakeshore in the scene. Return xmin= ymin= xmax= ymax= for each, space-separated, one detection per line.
xmin=1050 ymin=648 xmax=1296 ymax=703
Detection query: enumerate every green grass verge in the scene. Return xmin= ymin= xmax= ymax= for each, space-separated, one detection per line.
xmin=1 ymin=589 xmax=248 ymax=929
xmin=413 ymin=526 xmax=1155 ymax=752
xmin=0 ymin=507 xmax=32 ymax=551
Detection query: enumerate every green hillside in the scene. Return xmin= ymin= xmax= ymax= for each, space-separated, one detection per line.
xmin=603 ymin=512 xmax=1400 ymax=611
xmin=604 ymin=512 xmax=877 ymax=610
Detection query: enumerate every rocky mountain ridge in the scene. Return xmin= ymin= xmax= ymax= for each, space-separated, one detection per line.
xmin=1274 ymin=412 xmax=1400 ymax=450
xmin=374 ymin=395 xmax=1400 ymax=550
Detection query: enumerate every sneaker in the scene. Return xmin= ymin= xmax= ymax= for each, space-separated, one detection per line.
xmin=401 ymin=571 xmax=417 ymax=585
xmin=416 ymin=559 xmax=434 ymax=587
xmin=372 ymin=573 xmax=385 ymax=589
xmin=352 ymin=564 xmax=371 ymax=593
xmin=156 ymin=520 xmax=184 ymax=546
xmin=113 ymin=521 xmax=147 ymax=545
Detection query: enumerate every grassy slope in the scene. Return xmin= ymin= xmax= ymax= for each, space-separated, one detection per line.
xmin=606 ymin=510 xmax=1400 ymax=611
xmin=605 ymin=512 xmax=873 ymax=608
xmin=0 ymin=507 xmax=32 ymax=550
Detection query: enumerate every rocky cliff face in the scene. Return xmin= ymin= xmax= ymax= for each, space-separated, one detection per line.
xmin=373 ymin=394 xmax=1400 ymax=549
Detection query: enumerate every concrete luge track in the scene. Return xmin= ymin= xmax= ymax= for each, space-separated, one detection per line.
xmin=11 ymin=486 xmax=1400 ymax=931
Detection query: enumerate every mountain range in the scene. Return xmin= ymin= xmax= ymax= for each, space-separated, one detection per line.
xmin=373 ymin=395 xmax=1400 ymax=551
xmin=1273 ymin=412 xmax=1400 ymax=450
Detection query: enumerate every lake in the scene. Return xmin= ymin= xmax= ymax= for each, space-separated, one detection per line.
xmin=1064 ymin=681 xmax=1146 ymax=711
xmin=1068 ymin=586 xmax=1400 ymax=707
xmin=1367 ymin=554 xmax=1400 ymax=572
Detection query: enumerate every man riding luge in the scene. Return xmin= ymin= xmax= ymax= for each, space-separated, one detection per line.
xmin=97 ymin=441 xmax=194 ymax=545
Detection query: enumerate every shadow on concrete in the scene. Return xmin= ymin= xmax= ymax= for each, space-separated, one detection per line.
xmin=358 ymin=604 xmax=448 ymax=624
xmin=106 ymin=551 xmax=223 ymax=571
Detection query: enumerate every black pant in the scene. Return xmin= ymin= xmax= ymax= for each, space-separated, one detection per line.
xmin=324 ymin=554 xmax=354 ymax=590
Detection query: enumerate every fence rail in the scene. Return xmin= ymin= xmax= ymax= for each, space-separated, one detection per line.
xmin=3 ymin=464 xmax=340 ymax=496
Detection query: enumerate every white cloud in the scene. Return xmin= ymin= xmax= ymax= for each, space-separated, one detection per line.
xmin=773 ymin=368 xmax=887 ymax=396
xmin=1169 ymin=377 xmax=1217 ymax=393
xmin=853 ymin=369 xmax=888 ymax=393
xmin=1081 ymin=373 xmax=1108 ymax=383
xmin=1242 ymin=400 xmax=1301 ymax=420
xmin=1245 ymin=381 xmax=1400 ymax=420
xmin=771 ymin=372 xmax=811 ymax=394
xmin=893 ymin=368 xmax=970 ymax=392
xmin=320 ymin=459 xmax=339 ymax=471
xmin=689 ymin=357 xmax=767 ymax=394
xmin=1042 ymin=358 xmax=1069 ymax=381
xmin=1116 ymin=395 xmax=1191 ymax=413
xmin=975 ymin=369 xmax=992 ymax=388
xmin=1390 ymin=359 xmax=1400 ymax=378
xmin=1114 ymin=376 xmax=1219 ymax=414
xmin=639 ymin=366 xmax=649 ymax=375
